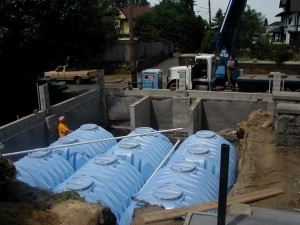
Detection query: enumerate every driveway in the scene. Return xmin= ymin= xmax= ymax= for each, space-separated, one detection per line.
xmin=64 ymin=54 xmax=179 ymax=93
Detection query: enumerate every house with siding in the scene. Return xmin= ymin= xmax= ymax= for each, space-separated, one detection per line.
xmin=276 ymin=0 xmax=300 ymax=51
xmin=265 ymin=21 xmax=282 ymax=43
xmin=115 ymin=6 xmax=155 ymax=38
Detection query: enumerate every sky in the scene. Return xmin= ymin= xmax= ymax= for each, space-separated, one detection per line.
xmin=148 ymin=0 xmax=282 ymax=24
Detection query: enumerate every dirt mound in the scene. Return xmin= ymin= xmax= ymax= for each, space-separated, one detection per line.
xmin=0 ymin=181 xmax=116 ymax=225
xmin=229 ymin=109 xmax=300 ymax=211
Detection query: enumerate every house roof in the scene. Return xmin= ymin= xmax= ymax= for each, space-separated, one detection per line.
xmin=118 ymin=6 xmax=155 ymax=19
xmin=279 ymin=0 xmax=300 ymax=12
xmin=266 ymin=21 xmax=281 ymax=27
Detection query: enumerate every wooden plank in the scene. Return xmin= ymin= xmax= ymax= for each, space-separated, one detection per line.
xmin=142 ymin=188 xmax=284 ymax=224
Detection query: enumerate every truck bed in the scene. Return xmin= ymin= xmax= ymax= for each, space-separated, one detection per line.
xmin=237 ymin=74 xmax=300 ymax=93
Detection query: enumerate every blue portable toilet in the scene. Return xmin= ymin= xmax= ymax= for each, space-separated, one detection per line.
xmin=53 ymin=154 xmax=144 ymax=223
xmin=141 ymin=69 xmax=163 ymax=89
xmin=14 ymin=149 xmax=74 ymax=190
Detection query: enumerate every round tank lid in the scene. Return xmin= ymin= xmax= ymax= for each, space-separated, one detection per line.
xmin=58 ymin=136 xmax=79 ymax=144
xmin=135 ymin=127 xmax=154 ymax=134
xmin=80 ymin=124 xmax=98 ymax=131
xmin=187 ymin=146 xmax=210 ymax=155
xmin=28 ymin=149 xmax=52 ymax=158
xmin=196 ymin=130 xmax=215 ymax=138
xmin=153 ymin=186 xmax=184 ymax=200
xmin=66 ymin=176 xmax=94 ymax=191
xmin=134 ymin=127 xmax=157 ymax=137
xmin=94 ymin=154 xmax=118 ymax=166
xmin=119 ymin=141 xmax=140 ymax=149
xmin=171 ymin=161 xmax=197 ymax=173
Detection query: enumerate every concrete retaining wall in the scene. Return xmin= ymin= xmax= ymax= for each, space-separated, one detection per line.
xmin=273 ymin=92 xmax=300 ymax=147
xmin=0 ymin=89 xmax=104 ymax=161
xmin=105 ymin=88 xmax=273 ymax=133
xmin=130 ymin=95 xmax=151 ymax=130
xmin=1 ymin=85 xmax=279 ymax=160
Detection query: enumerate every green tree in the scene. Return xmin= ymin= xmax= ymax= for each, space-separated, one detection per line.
xmin=0 ymin=0 xmax=117 ymax=124
xmin=239 ymin=5 xmax=265 ymax=53
xmin=201 ymin=9 xmax=223 ymax=53
xmin=134 ymin=0 xmax=206 ymax=53
xmin=0 ymin=0 xmax=117 ymax=73
xmin=201 ymin=29 xmax=215 ymax=53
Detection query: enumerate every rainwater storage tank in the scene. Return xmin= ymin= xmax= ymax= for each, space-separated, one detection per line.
xmin=119 ymin=130 xmax=238 ymax=225
xmin=70 ymin=124 xmax=117 ymax=151
xmin=49 ymin=124 xmax=117 ymax=171
xmin=53 ymin=154 xmax=144 ymax=223
xmin=119 ymin=160 xmax=220 ymax=225
xmin=106 ymin=127 xmax=173 ymax=181
xmin=168 ymin=130 xmax=238 ymax=188
xmin=15 ymin=149 xmax=74 ymax=190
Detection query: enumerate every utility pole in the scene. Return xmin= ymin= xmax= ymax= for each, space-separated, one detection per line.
xmin=208 ymin=0 xmax=212 ymax=29
xmin=128 ymin=0 xmax=137 ymax=87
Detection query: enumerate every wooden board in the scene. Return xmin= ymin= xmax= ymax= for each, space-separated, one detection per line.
xmin=142 ymin=188 xmax=284 ymax=224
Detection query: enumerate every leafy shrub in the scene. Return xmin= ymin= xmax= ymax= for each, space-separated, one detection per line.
xmin=271 ymin=44 xmax=294 ymax=63
xmin=251 ymin=37 xmax=272 ymax=60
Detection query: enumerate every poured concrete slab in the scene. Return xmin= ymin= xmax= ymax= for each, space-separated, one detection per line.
xmin=184 ymin=207 xmax=300 ymax=225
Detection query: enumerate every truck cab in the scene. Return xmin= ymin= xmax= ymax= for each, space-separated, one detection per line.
xmin=167 ymin=54 xmax=216 ymax=90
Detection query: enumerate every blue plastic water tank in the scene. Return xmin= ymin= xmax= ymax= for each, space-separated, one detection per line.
xmin=119 ymin=130 xmax=238 ymax=225
xmin=70 ymin=124 xmax=117 ymax=151
xmin=15 ymin=149 xmax=74 ymax=190
xmin=107 ymin=127 xmax=173 ymax=181
xmin=119 ymin=160 xmax=220 ymax=225
xmin=49 ymin=124 xmax=117 ymax=171
xmin=53 ymin=154 xmax=144 ymax=223
xmin=168 ymin=130 xmax=238 ymax=188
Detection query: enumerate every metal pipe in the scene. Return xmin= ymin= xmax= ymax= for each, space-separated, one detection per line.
xmin=138 ymin=139 xmax=181 ymax=193
xmin=217 ymin=143 xmax=230 ymax=225
xmin=2 ymin=128 xmax=183 ymax=157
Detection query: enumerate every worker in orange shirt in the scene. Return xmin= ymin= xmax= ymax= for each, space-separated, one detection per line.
xmin=58 ymin=116 xmax=72 ymax=137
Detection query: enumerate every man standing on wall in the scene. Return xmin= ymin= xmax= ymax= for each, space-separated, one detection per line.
xmin=58 ymin=116 xmax=72 ymax=137
xmin=226 ymin=56 xmax=235 ymax=86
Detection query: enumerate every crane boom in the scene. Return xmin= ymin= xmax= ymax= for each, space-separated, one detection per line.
xmin=214 ymin=0 xmax=248 ymax=55
xmin=212 ymin=0 xmax=247 ymax=86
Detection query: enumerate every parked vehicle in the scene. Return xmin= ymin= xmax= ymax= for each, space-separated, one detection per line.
xmin=43 ymin=65 xmax=99 ymax=85
xmin=167 ymin=0 xmax=247 ymax=91
xmin=36 ymin=77 xmax=69 ymax=93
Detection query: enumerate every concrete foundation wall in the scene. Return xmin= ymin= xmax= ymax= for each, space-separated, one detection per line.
xmin=188 ymin=98 xmax=202 ymax=136
xmin=202 ymin=99 xmax=269 ymax=131
xmin=130 ymin=96 xmax=151 ymax=130
xmin=151 ymin=98 xmax=173 ymax=130
xmin=108 ymin=88 xmax=274 ymax=133
xmin=0 ymin=90 xmax=104 ymax=161
xmin=173 ymin=97 xmax=191 ymax=133
xmin=1 ymin=86 xmax=282 ymax=161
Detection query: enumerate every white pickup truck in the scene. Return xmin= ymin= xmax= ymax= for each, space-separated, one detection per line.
xmin=44 ymin=65 xmax=99 ymax=85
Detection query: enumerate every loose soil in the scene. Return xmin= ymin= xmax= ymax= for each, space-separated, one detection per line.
xmin=0 ymin=109 xmax=299 ymax=225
